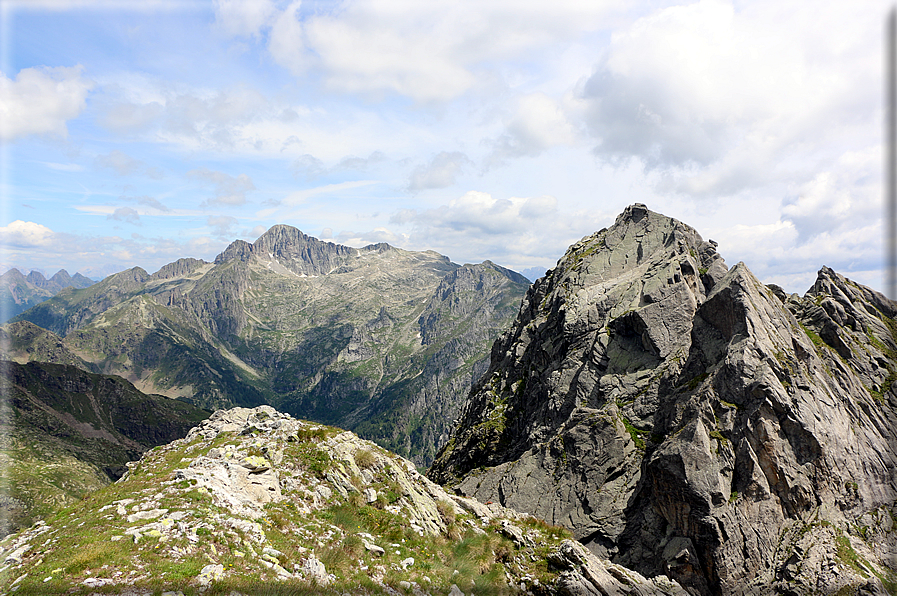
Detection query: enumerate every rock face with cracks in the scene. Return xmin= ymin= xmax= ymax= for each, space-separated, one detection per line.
xmin=429 ymin=204 xmax=897 ymax=595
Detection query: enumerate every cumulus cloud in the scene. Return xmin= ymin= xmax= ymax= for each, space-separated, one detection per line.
xmin=291 ymin=154 xmax=327 ymax=179
xmin=713 ymin=217 xmax=882 ymax=294
xmin=0 ymin=221 xmax=55 ymax=248
xmin=334 ymin=151 xmax=386 ymax=172
xmin=243 ymin=224 xmax=267 ymax=239
xmin=393 ymin=191 xmax=558 ymax=235
xmin=390 ymin=191 xmax=605 ymax=269
xmin=293 ymin=152 xmax=387 ymax=180
xmin=188 ymin=168 xmax=255 ymax=206
xmin=100 ymin=100 xmax=164 ymax=133
xmin=132 ymin=195 xmax=171 ymax=213
xmin=260 ymin=0 xmax=618 ymax=102
xmin=0 ymin=65 xmax=93 ymax=141
xmin=207 ymin=215 xmax=240 ymax=238
xmin=407 ymin=152 xmax=471 ymax=192
xmin=334 ymin=227 xmax=407 ymax=247
xmin=487 ymin=93 xmax=577 ymax=165
xmin=98 ymin=81 xmax=273 ymax=151
xmin=108 ymin=207 xmax=141 ymax=225
xmin=577 ymin=0 xmax=879 ymax=190
xmin=213 ymin=0 xmax=277 ymax=38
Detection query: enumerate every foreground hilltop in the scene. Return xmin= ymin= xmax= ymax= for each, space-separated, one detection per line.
xmin=430 ymin=204 xmax=897 ymax=595
xmin=9 ymin=226 xmax=530 ymax=465
xmin=0 ymin=405 xmax=686 ymax=595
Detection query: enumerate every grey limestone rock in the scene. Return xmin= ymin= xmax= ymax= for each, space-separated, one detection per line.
xmin=430 ymin=204 xmax=897 ymax=595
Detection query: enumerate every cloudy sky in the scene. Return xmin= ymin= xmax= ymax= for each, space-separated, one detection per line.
xmin=0 ymin=0 xmax=890 ymax=293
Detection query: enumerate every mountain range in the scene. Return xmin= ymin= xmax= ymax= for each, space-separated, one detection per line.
xmin=3 ymin=205 xmax=896 ymax=594
xmin=0 ymin=269 xmax=94 ymax=324
xmin=7 ymin=226 xmax=530 ymax=466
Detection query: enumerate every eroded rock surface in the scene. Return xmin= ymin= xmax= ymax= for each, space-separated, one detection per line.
xmin=429 ymin=204 xmax=897 ymax=595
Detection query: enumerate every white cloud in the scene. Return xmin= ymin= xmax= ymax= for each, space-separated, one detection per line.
xmin=711 ymin=216 xmax=882 ymax=294
xmin=265 ymin=0 xmax=621 ymax=102
xmin=0 ymin=221 xmax=55 ymax=248
xmin=578 ymin=0 xmax=881 ymax=187
xmin=207 ymin=215 xmax=239 ymax=238
xmin=293 ymin=152 xmax=387 ymax=180
xmin=407 ymin=152 xmax=471 ymax=192
xmin=188 ymin=168 xmax=256 ymax=206
xmin=0 ymin=65 xmax=93 ymax=141
xmin=96 ymin=150 xmax=160 ymax=177
xmin=213 ymin=0 xmax=277 ymax=38
xmin=108 ymin=206 xmax=141 ymax=225
xmin=390 ymin=190 xmax=605 ymax=269
xmin=100 ymin=100 xmax=164 ymax=133
xmin=488 ymin=93 xmax=578 ymax=164
xmin=243 ymin=224 xmax=267 ymax=239
xmin=335 ymin=227 xmax=408 ymax=247
xmin=133 ymin=196 xmax=172 ymax=213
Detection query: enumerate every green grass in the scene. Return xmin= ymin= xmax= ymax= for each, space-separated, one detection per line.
xmin=836 ymin=535 xmax=869 ymax=578
xmin=620 ymin=415 xmax=645 ymax=450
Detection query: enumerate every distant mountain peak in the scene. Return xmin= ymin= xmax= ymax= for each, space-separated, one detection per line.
xmin=213 ymin=225 xmax=359 ymax=276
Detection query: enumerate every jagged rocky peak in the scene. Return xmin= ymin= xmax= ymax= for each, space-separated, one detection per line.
xmin=214 ymin=224 xmax=359 ymax=276
xmin=214 ymin=238 xmax=254 ymax=264
xmin=429 ymin=204 xmax=897 ymax=595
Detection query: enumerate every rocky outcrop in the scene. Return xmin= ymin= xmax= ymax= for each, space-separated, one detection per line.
xmin=0 ymin=405 xmax=687 ymax=594
xmin=429 ymin=204 xmax=897 ymax=595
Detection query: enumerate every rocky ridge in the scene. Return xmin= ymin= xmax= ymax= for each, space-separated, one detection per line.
xmin=0 ymin=405 xmax=686 ymax=595
xmin=10 ymin=226 xmax=530 ymax=465
xmin=429 ymin=204 xmax=897 ymax=595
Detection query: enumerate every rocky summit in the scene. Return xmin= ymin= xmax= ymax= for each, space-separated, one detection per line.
xmin=429 ymin=204 xmax=897 ymax=595
xmin=0 ymin=405 xmax=687 ymax=595
xmin=8 ymin=226 xmax=529 ymax=466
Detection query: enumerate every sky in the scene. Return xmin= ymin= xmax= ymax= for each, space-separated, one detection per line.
xmin=0 ymin=0 xmax=890 ymax=294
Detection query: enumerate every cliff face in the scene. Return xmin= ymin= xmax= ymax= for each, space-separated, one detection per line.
xmin=429 ymin=204 xmax=897 ymax=595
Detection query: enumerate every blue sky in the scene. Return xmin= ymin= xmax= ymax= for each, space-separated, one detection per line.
xmin=0 ymin=0 xmax=889 ymax=293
